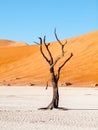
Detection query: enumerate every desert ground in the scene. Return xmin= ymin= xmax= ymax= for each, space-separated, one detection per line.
xmin=0 ymin=86 xmax=98 ymax=130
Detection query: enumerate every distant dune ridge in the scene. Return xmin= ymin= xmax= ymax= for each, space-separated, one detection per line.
xmin=0 ymin=31 xmax=98 ymax=86
xmin=0 ymin=40 xmax=27 ymax=48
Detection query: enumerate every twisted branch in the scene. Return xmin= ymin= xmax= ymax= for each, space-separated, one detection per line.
xmin=54 ymin=28 xmax=67 ymax=56
xmin=39 ymin=37 xmax=50 ymax=64
xmin=43 ymin=36 xmax=53 ymax=65
xmin=57 ymin=53 xmax=73 ymax=81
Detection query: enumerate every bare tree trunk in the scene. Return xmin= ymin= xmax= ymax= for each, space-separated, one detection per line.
xmin=46 ymin=81 xmax=59 ymax=109
xmin=46 ymin=68 xmax=59 ymax=109
xmin=52 ymin=81 xmax=59 ymax=108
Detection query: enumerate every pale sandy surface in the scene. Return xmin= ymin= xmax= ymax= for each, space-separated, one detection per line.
xmin=0 ymin=86 xmax=98 ymax=130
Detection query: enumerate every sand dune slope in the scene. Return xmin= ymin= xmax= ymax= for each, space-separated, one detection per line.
xmin=0 ymin=31 xmax=98 ymax=86
xmin=0 ymin=40 xmax=27 ymax=48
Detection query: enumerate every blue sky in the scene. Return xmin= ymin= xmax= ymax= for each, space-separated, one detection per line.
xmin=0 ymin=0 xmax=97 ymax=44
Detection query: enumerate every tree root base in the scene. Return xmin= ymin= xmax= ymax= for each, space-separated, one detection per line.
xmin=38 ymin=106 xmax=68 ymax=111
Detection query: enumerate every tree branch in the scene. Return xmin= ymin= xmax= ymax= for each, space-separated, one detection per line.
xmin=54 ymin=28 xmax=67 ymax=56
xmin=39 ymin=37 xmax=50 ymax=64
xmin=33 ymin=41 xmax=39 ymax=45
xmin=57 ymin=53 xmax=73 ymax=80
xmin=50 ymin=56 xmax=61 ymax=69
xmin=54 ymin=28 xmax=63 ymax=45
xmin=43 ymin=36 xmax=53 ymax=65
xmin=54 ymin=28 xmax=67 ymax=46
xmin=50 ymin=51 xmax=66 ymax=69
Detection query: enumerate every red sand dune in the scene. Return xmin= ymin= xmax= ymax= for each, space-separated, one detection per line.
xmin=0 ymin=31 xmax=98 ymax=86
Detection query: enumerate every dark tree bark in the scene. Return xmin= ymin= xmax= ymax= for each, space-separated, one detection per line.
xmin=35 ymin=29 xmax=73 ymax=110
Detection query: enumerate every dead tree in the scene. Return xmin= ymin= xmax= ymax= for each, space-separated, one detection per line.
xmin=35 ymin=29 xmax=73 ymax=110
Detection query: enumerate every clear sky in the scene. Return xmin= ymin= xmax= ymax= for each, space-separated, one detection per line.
xmin=0 ymin=0 xmax=97 ymax=44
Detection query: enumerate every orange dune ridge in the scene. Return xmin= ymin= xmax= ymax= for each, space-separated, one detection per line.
xmin=0 ymin=40 xmax=27 ymax=48
xmin=0 ymin=31 xmax=98 ymax=87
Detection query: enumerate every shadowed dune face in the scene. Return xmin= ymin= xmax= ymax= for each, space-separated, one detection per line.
xmin=0 ymin=31 xmax=98 ymax=86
